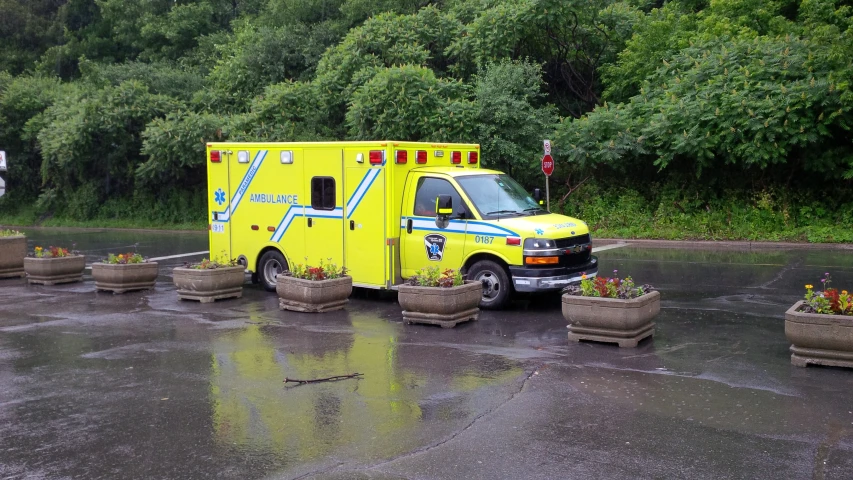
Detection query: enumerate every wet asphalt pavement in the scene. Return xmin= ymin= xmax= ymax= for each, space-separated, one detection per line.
xmin=1 ymin=229 xmax=853 ymax=479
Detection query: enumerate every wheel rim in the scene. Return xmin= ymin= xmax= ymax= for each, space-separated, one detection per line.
xmin=474 ymin=270 xmax=500 ymax=302
xmin=264 ymin=259 xmax=283 ymax=286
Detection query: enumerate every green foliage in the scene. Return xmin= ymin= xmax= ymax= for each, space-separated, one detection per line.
xmin=36 ymin=81 xmax=178 ymax=210
xmin=408 ymin=266 xmax=464 ymax=287
xmin=450 ymin=0 xmax=641 ymax=116
xmin=346 ymin=65 xmax=475 ymax=141
xmin=558 ymin=32 xmax=853 ymax=177
xmin=79 ymin=59 xmax=205 ymax=101
xmin=139 ymin=111 xmax=228 ymax=188
xmin=0 ymin=75 xmax=66 ymax=197
xmin=473 ymin=59 xmax=558 ymax=182
xmin=202 ymin=21 xmax=339 ymax=110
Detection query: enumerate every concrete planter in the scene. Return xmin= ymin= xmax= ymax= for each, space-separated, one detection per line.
xmin=172 ymin=266 xmax=244 ymax=303
xmin=562 ymin=290 xmax=660 ymax=347
xmin=0 ymin=236 xmax=27 ymax=279
xmin=398 ymin=281 xmax=481 ymax=328
xmin=92 ymin=262 xmax=159 ymax=294
xmin=23 ymin=255 xmax=86 ymax=285
xmin=785 ymin=300 xmax=853 ymax=369
xmin=277 ymin=275 xmax=353 ymax=313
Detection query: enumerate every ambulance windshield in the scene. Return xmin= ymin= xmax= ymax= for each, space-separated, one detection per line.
xmin=456 ymin=174 xmax=545 ymax=219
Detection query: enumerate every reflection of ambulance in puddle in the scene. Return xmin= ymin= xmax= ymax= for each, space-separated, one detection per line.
xmin=206 ymin=141 xmax=598 ymax=308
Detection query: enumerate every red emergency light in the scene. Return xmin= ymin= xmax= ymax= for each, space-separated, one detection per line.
xmin=506 ymin=237 xmax=521 ymax=246
xmin=369 ymin=150 xmax=384 ymax=165
xmin=451 ymin=151 xmax=462 ymax=164
xmin=210 ymin=150 xmax=221 ymax=163
xmin=468 ymin=151 xmax=478 ymax=164
xmin=416 ymin=150 xmax=427 ymax=164
xmin=395 ymin=150 xmax=407 ymax=164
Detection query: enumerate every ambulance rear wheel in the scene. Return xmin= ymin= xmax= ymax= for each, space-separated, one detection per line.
xmin=258 ymin=250 xmax=288 ymax=292
xmin=468 ymin=260 xmax=511 ymax=309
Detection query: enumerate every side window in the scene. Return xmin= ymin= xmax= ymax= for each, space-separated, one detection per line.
xmin=413 ymin=177 xmax=466 ymax=217
xmin=311 ymin=177 xmax=335 ymax=210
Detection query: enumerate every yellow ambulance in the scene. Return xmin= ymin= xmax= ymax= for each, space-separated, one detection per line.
xmin=206 ymin=141 xmax=598 ymax=308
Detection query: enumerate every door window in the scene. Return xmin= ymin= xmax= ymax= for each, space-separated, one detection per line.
xmin=412 ymin=177 xmax=468 ymax=218
xmin=311 ymin=177 xmax=336 ymax=210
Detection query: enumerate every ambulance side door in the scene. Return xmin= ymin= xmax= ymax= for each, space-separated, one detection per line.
xmin=400 ymin=174 xmax=471 ymax=278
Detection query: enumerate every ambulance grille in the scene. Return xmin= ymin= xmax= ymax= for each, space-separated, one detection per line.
xmin=554 ymin=234 xmax=590 ymax=249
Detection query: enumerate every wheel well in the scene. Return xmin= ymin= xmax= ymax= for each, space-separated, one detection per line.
xmin=255 ymin=246 xmax=287 ymax=273
xmin=462 ymin=253 xmax=509 ymax=275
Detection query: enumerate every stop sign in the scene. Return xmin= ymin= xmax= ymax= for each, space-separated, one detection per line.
xmin=541 ymin=154 xmax=554 ymax=176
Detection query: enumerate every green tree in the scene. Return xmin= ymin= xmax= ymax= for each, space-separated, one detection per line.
xmin=36 ymin=81 xmax=178 ymax=217
xmin=472 ymin=59 xmax=558 ymax=182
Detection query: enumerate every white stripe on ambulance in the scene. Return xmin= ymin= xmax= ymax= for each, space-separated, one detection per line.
xmin=214 ymin=150 xmax=268 ymax=222
xmin=401 ymin=217 xmax=518 ymax=238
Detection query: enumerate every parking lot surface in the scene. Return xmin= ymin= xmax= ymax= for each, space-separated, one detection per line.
xmin=1 ymin=229 xmax=852 ymax=479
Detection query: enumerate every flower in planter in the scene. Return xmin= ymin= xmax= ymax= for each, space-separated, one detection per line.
xmin=288 ymin=258 xmax=347 ymax=280
xmin=563 ymin=270 xmax=653 ymax=299
xmin=802 ymin=273 xmax=852 ymax=315
xmin=185 ymin=253 xmax=238 ymax=270
xmin=407 ymin=266 xmax=464 ymax=288
xmin=0 ymin=229 xmax=24 ymax=237
xmin=32 ymin=246 xmax=76 ymax=258
xmin=104 ymin=252 xmax=147 ymax=264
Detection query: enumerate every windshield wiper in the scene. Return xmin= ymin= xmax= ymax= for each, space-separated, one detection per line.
xmin=523 ymin=207 xmax=545 ymax=212
xmin=485 ymin=209 xmax=523 ymax=216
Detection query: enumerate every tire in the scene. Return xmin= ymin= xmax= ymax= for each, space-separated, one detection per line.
xmin=467 ymin=260 xmax=512 ymax=309
xmin=257 ymin=250 xmax=288 ymax=292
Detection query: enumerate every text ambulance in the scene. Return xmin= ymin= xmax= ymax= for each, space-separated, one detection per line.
xmin=206 ymin=141 xmax=598 ymax=309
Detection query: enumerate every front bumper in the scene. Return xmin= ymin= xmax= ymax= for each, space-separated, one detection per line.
xmin=509 ymin=256 xmax=598 ymax=293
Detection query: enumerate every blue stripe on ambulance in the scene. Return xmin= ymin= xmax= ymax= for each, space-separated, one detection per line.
xmin=400 ymin=217 xmax=518 ymax=238
xmin=346 ymin=168 xmax=381 ymax=219
xmin=214 ymin=150 xmax=268 ymax=222
xmin=270 ymin=206 xmax=344 ymax=243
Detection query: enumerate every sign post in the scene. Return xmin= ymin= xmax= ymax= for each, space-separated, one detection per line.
xmin=541 ymin=141 xmax=553 ymax=211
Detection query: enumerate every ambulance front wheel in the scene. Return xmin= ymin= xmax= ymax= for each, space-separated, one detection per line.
xmin=258 ymin=250 xmax=288 ymax=292
xmin=467 ymin=260 xmax=512 ymax=309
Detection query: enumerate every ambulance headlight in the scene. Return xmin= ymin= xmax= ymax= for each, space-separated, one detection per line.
xmin=524 ymin=238 xmax=555 ymax=249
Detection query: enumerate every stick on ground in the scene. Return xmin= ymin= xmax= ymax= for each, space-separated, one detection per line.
xmin=283 ymin=373 xmax=363 ymax=385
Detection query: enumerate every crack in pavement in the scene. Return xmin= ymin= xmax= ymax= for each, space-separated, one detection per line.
xmin=366 ymin=366 xmax=540 ymax=470
xmin=757 ymin=259 xmax=802 ymax=289
xmin=812 ymin=424 xmax=845 ymax=480
xmin=292 ymin=366 xmax=542 ymax=479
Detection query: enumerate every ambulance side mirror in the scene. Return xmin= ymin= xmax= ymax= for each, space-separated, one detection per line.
xmin=435 ymin=194 xmax=452 ymax=229
xmin=533 ymin=188 xmax=543 ymax=205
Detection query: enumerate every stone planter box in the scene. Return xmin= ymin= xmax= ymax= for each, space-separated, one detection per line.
xmin=785 ymin=300 xmax=853 ymax=369
xmin=277 ymin=275 xmax=353 ymax=313
xmin=398 ymin=281 xmax=481 ymax=328
xmin=0 ymin=236 xmax=27 ymax=279
xmin=172 ymin=266 xmax=245 ymax=303
xmin=23 ymin=255 xmax=86 ymax=285
xmin=562 ymin=290 xmax=660 ymax=347
xmin=92 ymin=262 xmax=159 ymax=294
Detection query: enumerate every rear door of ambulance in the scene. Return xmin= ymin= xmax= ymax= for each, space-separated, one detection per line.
xmin=207 ymin=145 xmax=232 ymax=258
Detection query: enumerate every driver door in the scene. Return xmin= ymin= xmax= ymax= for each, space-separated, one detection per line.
xmin=401 ymin=175 xmax=471 ymax=279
